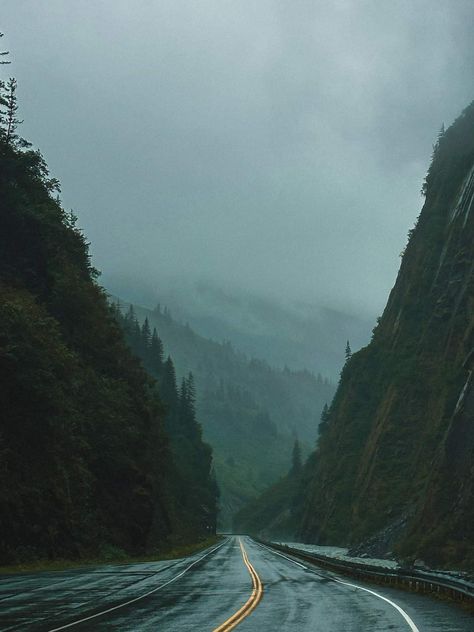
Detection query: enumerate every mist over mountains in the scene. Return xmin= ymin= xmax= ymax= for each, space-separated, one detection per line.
xmin=113 ymin=297 xmax=335 ymax=528
xmin=105 ymin=278 xmax=374 ymax=380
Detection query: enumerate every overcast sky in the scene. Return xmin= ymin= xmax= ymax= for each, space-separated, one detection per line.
xmin=2 ymin=1 xmax=474 ymax=316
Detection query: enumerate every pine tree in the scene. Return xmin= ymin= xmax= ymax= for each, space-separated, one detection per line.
xmin=4 ymin=78 xmax=21 ymax=146
xmin=291 ymin=438 xmax=302 ymax=474
xmin=178 ymin=372 xmax=201 ymax=441
xmin=161 ymin=356 xmax=178 ymax=407
xmin=0 ymin=82 xmax=6 ymax=139
xmin=319 ymin=403 xmax=330 ymax=435
xmin=421 ymin=123 xmax=446 ymax=197
xmin=179 ymin=376 xmax=189 ymax=415
xmin=122 ymin=305 xmax=141 ymax=354
xmin=139 ymin=316 xmax=151 ymax=360
xmin=150 ymin=328 xmax=164 ymax=374
xmin=345 ymin=340 xmax=352 ymax=362
xmin=0 ymin=52 xmax=7 ymax=137
xmin=141 ymin=317 xmax=151 ymax=347
xmin=186 ymin=372 xmax=196 ymax=410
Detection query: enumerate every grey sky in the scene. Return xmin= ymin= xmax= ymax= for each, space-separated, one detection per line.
xmin=2 ymin=0 xmax=474 ymax=316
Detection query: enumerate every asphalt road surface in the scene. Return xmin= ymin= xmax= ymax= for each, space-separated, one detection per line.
xmin=0 ymin=536 xmax=472 ymax=631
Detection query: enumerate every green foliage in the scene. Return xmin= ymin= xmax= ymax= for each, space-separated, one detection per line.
xmin=291 ymin=439 xmax=302 ymax=474
xmin=128 ymin=303 xmax=335 ymax=445
xmin=238 ymin=101 xmax=474 ymax=564
xmin=297 ymin=102 xmax=474 ymax=568
xmin=0 ymin=147 xmax=168 ymax=560
xmin=0 ymin=81 xmax=215 ymax=562
xmin=344 ymin=340 xmax=352 ymax=362
xmin=233 ymin=448 xmax=316 ymax=539
xmin=114 ymin=306 xmax=218 ymax=537
xmin=199 ymin=381 xmax=295 ymax=527
xmin=117 ymin=301 xmax=335 ymax=527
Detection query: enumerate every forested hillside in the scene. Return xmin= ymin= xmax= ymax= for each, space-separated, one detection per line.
xmin=299 ymin=102 xmax=474 ymax=569
xmin=233 ymin=441 xmax=314 ymax=538
xmin=113 ymin=306 xmax=218 ymax=535
xmin=126 ymin=302 xmax=334 ymax=443
xmin=0 ymin=76 xmax=217 ymax=562
xmin=116 ymin=301 xmax=335 ymax=527
xmin=236 ymin=103 xmax=474 ymax=571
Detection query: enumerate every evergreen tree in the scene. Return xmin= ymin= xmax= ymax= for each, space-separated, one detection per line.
xmin=122 ymin=305 xmax=141 ymax=353
xmin=141 ymin=317 xmax=151 ymax=347
xmin=178 ymin=376 xmax=188 ymax=430
xmin=0 ymin=81 xmax=6 ymax=137
xmin=139 ymin=316 xmax=151 ymax=361
xmin=186 ymin=372 xmax=196 ymax=410
xmin=178 ymin=373 xmax=201 ymax=441
xmin=319 ymin=403 xmax=330 ymax=435
xmin=291 ymin=438 xmax=302 ymax=475
xmin=149 ymin=328 xmax=164 ymax=374
xmin=421 ymin=123 xmax=446 ymax=197
xmin=4 ymin=78 xmax=21 ymax=146
xmin=345 ymin=340 xmax=352 ymax=362
xmin=160 ymin=356 xmax=178 ymax=410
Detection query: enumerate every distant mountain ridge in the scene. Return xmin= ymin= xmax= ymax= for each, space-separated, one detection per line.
xmin=106 ymin=280 xmax=374 ymax=380
xmin=115 ymin=298 xmax=335 ymax=528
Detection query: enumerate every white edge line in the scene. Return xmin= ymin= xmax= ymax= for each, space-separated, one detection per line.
xmin=252 ymin=540 xmax=307 ymax=570
xmin=47 ymin=539 xmax=228 ymax=631
xmin=252 ymin=540 xmax=419 ymax=632
xmin=333 ymin=578 xmax=420 ymax=632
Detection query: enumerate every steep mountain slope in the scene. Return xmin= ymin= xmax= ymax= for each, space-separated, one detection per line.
xmin=0 ymin=86 xmax=217 ymax=562
xmin=112 ymin=307 xmax=218 ymax=539
xmin=128 ymin=303 xmax=334 ymax=442
xmin=300 ymin=102 xmax=474 ymax=569
xmin=233 ymin=450 xmax=316 ymax=539
xmin=118 ymin=301 xmax=335 ymax=526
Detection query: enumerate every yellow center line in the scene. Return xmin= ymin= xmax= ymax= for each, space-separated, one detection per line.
xmin=212 ymin=539 xmax=264 ymax=632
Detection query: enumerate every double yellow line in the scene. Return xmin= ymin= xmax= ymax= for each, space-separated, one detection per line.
xmin=213 ymin=539 xmax=263 ymax=632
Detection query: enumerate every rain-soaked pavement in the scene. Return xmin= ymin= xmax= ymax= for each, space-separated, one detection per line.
xmin=0 ymin=536 xmax=472 ymax=631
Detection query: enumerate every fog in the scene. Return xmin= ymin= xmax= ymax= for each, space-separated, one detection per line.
xmin=2 ymin=0 xmax=474 ymax=317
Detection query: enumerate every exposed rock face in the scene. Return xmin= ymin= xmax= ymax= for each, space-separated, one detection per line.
xmin=300 ymin=102 xmax=474 ymax=569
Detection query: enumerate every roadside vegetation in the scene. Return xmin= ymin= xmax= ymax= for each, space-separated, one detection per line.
xmin=0 ymin=45 xmax=218 ymax=565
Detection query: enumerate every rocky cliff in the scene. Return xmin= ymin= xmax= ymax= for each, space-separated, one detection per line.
xmin=300 ymin=101 xmax=474 ymax=569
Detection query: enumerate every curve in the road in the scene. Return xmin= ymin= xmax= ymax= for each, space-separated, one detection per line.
xmin=255 ymin=540 xmax=421 ymax=632
xmin=213 ymin=538 xmax=263 ymax=632
xmin=332 ymin=578 xmax=420 ymax=632
xmin=46 ymin=540 xmax=227 ymax=632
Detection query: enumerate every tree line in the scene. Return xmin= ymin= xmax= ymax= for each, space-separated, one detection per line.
xmin=0 ymin=46 xmax=217 ymax=562
xmin=113 ymin=305 xmax=219 ymax=537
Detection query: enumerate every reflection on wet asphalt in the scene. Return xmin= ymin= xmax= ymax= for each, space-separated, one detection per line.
xmin=0 ymin=536 xmax=472 ymax=631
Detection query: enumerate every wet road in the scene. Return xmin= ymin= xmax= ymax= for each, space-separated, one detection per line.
xmin=0 ymin=536 xmax=472 ymax=631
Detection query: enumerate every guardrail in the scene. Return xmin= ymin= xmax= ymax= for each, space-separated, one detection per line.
xmin=256 ymin=539 xmax=474 ymax=606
